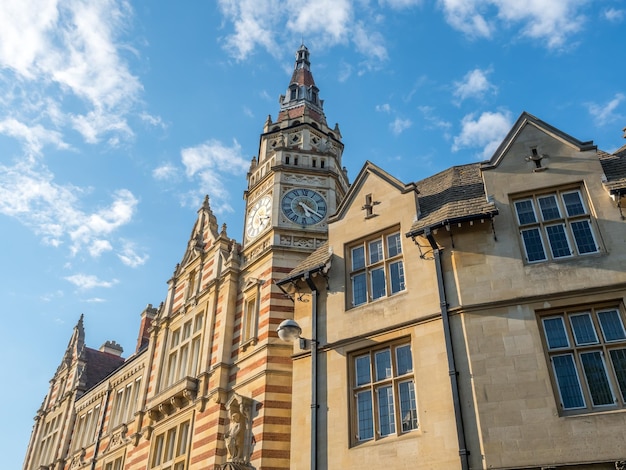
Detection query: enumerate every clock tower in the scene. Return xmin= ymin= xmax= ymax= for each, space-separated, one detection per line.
xmin=242 ymin=44 xmax=349 ymax=263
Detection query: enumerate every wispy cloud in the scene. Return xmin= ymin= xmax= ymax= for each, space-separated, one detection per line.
xmin=117 ymin=241 xmax=149 ymax=267
xmin=65 ymin=273 xmax=119 ymax=290
xmin=180 ymin=139 xmax=250 ymax=212
xmin=376 ymin=103 xmax=392 ymax=113
xmin=603 ymin=8 xmax=625 ymax=22
xmin=390 ymin=117 xmax=412 ymax=136
xmin=587 ymin=93 xmax=625 ymax=127
xmin=453 ymin=68 xmax=497 ymax=102
xmin=453 ymin=110 xmax=513 ymax=159
xmin=0 ymin=159 xmax=138 ymax=255
xmin=438 ymin=0 xmax=589 ymax=49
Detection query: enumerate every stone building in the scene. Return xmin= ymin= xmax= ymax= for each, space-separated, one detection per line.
xmin=280 ymin=113 xmax=626 ymax=469
xmin=23 ymin=45 xmax=626 ymax=470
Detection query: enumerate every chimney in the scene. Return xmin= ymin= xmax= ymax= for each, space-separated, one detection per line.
xmin=136 ymin=303 xmax=157 ymax=353
xmin=100 ymin=340 xmax=124 ymax=356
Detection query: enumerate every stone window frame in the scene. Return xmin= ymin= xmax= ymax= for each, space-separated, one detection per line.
xmin=103 ymin=450 xmax=125 ymax=470
xmin=512 ymin=185 xmax=600 ymax=264
xmin=159 ymin=314 xmax=203 ymax=391
xmin=38 ymin=412 xmax=62 ymax=467
xmin=109 ymin=376 xmax=142 ymax=430
xmin=149 ymin=416 xmax=192 ymax=470
xmin=349 ymin=339 xmax=418 ymax=445
xmin=538 ymin=302 xmax=626 ymax=415
xmin=72 ymin=403 xmax=101 ymax=451
xmin=346 ymin=227 xmax=406 ymax=309
xmin=241 ymin=279 xmax=262 ymax=349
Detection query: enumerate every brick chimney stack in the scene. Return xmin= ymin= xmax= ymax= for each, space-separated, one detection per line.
xmin=135 ymin=303 xmax=157 ymax=353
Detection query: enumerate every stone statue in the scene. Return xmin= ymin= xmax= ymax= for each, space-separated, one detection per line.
xmin=221 ymin=394 xmax=255 ymax=469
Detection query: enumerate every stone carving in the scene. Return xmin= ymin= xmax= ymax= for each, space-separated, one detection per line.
xmin=221 ymin=394 xmax=255 ymax=469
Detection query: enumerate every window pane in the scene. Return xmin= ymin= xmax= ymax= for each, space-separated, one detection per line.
xmin=562 ymin=191 xmax=585 ymax=216
xmin=369 ymin=239 xmax=383 ymax=264
xmin=355 ymin=355 xmax=371 ymax=386
xmin=521 ymin=228 xmax=546 ymax=262
xmin=352 ymin=273 xmax=367 ymax=306
xmin=399 ymin=381 xmax=418 ymax=432
xmin=377 ymin=386 xmax=396 ymax=436
xmin=570 ymin=313 xmax=598 ymax=345
xmin=165 ymin=428 xmax=177 ymax=461
xmin=570 ymin=220 xmax=597 ymax=254
xmin=538 ymin=195 xmax=561 ymax=220
xmin=370 ymin=267 xmax=386 ymax=300
xmin=396 ymin=345 xmax=413 ymax=375
xmin=580 ymin=351 xmax=614 ymax=406
xmin=177 ymin=421 xmax=190 ymax=456
xmin=543 ymin=317 xmax=569 ymax=349
xmin=552 ymin=354 xmax=585 ymax=409
xmin=389 ymin=261 xmax=405 ymax=294
xmin=598 ymin=310 xmax=626 ymax=342
xmin=375 ymin=349 xmax=392 ymax=381
xmin=515 ymin=200 xmax=536 ymax=225
xmin=356 ymin=391 xmax=374 ymax=441
xmin=351 ymin=246 xmax=365 ymax=270
xmin=153 ymin=434 xmax=164 ymax=466
xmin=387 ymin=233 xmax=402 ymax=257
xmin=609 ymin=349 xmax=626 ymax=402
xmin=545 ymin=224 xmax=571 ymax=258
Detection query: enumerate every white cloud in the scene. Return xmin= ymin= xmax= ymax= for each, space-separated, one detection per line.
xmin=218 ymin=0 xmax=389 ymax=67
xmin=419 ymin=106 xmax=452 ymax=130
xmin=604 ymin=8 xmax=625 ymax=22
xmin=117 ymin=241 xmax=149 ymax=268
xmin=390 ymin=117 xmax=412 ymax=135
xmin=0 ymin=0 xmax=142 ymax=145
xmin=438 ymin=0 xmax=589 ymax=49
xmin=0 ymin=118 xmax=68 ymax=158
xmin=453 ymin=68 xmax=496 ymax=101
xmin=453 ymin=110 xmax=513 ymax=158
xmin=64 ymin=273 xmax=119 ymax=290
xmin=587 ymin=93 xmax=625 ymax=127
xmin=0 ymin=159 xmax=138 ymax=256
xmin=152 ymin=163 xmax=180 ymax=181
xmin=376 ymin=103 xmax=392 ymax=113
xmin=180 ymin=139 xmax=250 ymax=212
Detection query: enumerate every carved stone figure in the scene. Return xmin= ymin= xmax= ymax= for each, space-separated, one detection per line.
xmin=221 ymin=394 xmax=255 ymax=469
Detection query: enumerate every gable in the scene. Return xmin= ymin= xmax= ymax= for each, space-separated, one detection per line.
xmin=483 ymin=112 xmax=596 ymax=171
xmin=329 ymin=160 xmax=417 ymax=223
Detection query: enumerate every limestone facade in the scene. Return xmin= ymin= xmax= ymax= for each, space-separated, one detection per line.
xmin=23 ymin=45 xmax=626 ymax=470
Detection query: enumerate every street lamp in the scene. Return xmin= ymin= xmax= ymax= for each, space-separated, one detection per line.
xmin=277 ymin=318 xmax=318 ymax=470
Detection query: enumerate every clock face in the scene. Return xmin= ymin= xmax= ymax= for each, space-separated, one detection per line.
xmin=281 ymin=188 xmax=327 ymax=226
xmin=246 ymin=195 xmax=272 ymax=239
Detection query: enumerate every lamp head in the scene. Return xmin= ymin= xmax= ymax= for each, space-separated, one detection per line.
xmin=276 ymin=319 xmax=302 ymax=342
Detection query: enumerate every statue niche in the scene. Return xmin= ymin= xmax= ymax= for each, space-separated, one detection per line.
xmin=221 ymin=394 xmax=255 ymax=470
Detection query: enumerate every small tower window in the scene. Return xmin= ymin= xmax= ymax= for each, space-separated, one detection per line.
xmin=294 ymin=157 xmax=299 ymax=166
xmin=320 ymin=159 xmax=325 ymax=169
xmin=312 ymin=158 xmax=317 ymax=168
xmin=290 ymin=88 xmax=297 ymax=100
xmin=285 ymin=156 xmax=290 ymax=165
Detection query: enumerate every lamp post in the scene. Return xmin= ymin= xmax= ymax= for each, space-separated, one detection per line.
xmin=277 ymin=316 xmax=318 ymax=470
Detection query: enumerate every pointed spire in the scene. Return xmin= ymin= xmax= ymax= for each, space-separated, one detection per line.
xmin=278 ymin=44 xmax=326 ymax=125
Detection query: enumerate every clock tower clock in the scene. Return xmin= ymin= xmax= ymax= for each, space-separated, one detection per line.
xmin=242 ymin=44 xmax=349 ymax=263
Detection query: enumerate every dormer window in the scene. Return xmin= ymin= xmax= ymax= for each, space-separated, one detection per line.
xmin=290 ymin=87 xmax=297 ymax=100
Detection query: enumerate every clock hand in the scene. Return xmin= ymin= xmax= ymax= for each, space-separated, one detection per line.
xmin=299 ymin=201 xmax=323 ymax=218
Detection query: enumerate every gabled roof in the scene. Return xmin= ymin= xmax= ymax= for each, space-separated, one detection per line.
xmin=406 ymin=163 xmax=497 ymax=238
xmin=81 ymin=347 xmax=126 ymax=391
xmin=599 ymin=144 xmax=626 ymax=195
xmin=482 ymin=111 xmax=596 ymax=169
xmin=329 ymin=161 xmax=417 ymax=223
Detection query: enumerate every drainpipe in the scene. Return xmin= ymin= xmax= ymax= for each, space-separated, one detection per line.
xmin=425 ymin=229 xmax=469 ymax=470
xmin=304 ymin=273 xmax=318 ymax=470
xmin=90 ymin=386 xmax=112 ymax=470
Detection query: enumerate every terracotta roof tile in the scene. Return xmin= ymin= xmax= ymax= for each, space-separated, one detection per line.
xmin=407 ymin=163 xmax=497 ymax=237
xmin=82 ymin=347 xmax=125 ymax=390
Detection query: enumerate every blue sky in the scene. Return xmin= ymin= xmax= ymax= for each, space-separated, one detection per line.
xmin=2 ymin=1 xmax=625 ymax=467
